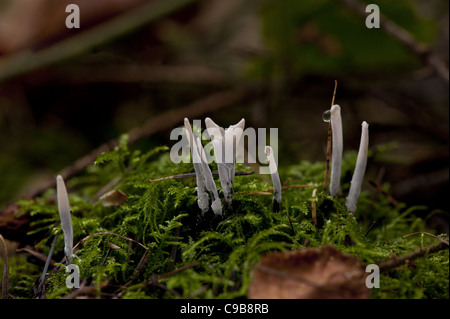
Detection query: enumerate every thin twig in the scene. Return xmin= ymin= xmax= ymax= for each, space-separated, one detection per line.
xmin=117 ymin=262 xmax=199 ymax=296
xmin=364 ymin=221 xmax=376 ymax=237
xmin=100 ymin=247 xmax=112 ymax=267
xmin=281 ymin=184 xmax=316 ymax=190
xmin=15 ymin=248 xmax=56 ymax=266
xmin=255 ymin=264 xmax=344 ymax=293
xmin=38 ymin=234 xmax=59 ymax=291
xmin=378 ymin=241 xmax=449 ymax=272
xmin=324 ymin=80 xmax=337 ymax=190
xmin=403 ymin=232 xmax=449 ymax=246
xmin=48 ymin=64 xmax=228 ymax=86
xmin=149 ymin=171 xmax=254 ymax=182
xmin=73 ymin=231 xmax=148 ymax=251
xmin=62 ymin=279 xmax=109 ymax=299
xmin=123 ymin=248 xmax=150 ymax=287
xmin=338 ymin=0 xmax=448 ymax=84
xmin=0 ymin=0 xmax=204 ymax=82
xmin=24 ymin=86 xmax=252 ymax=199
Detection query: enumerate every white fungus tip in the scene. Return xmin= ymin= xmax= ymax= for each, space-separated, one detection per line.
xmin=331 ymin=104 xmax=340 ymax=111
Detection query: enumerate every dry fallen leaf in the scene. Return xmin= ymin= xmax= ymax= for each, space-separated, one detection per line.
xmin=248 ymin=245 xmax=370 ymax=299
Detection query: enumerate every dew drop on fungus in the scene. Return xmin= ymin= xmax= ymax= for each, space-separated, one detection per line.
xmin=322 ymin=110 xmax=331 ymax=122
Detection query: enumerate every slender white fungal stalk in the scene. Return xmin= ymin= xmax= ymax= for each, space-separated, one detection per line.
xmin=56 ymin=175 xmax=74 ymax=264
xmin=265 ymin=146 xmax=282 ymax=212
xmin=196 ymin=137 xmax=222 ymax=216
xmin=184 ymin=118 xmax=209 ymax=213
xmin=346 ymin=121 xmax=369 ymax=213
xmin=329 ymin=104 xmax=343 ymax=197
xmin=205 ymin=117 xmax=245 ymax=210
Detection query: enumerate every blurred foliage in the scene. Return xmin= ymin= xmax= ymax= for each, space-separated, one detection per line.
xmin=250 ymin=0 xmax=437 ymax=79
xmin=0 ymin=0 xmax=448 ymax=300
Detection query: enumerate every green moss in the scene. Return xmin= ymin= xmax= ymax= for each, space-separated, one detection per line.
xmin=3 ymin=137 xmax=448 ymax=299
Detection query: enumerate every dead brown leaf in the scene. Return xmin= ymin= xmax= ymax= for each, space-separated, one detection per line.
xmin=248 ymin=245 xmax=370 ymax=299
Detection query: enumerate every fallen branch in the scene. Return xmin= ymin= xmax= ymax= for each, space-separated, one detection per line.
xmin=73 ymin=231 xmax=148 ymax=252
xmin=379 ymin=240 xmax=449 ymax=272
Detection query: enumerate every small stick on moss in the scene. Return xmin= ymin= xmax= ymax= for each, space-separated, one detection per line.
xmin=378 ymin=241 xmax=449 ymax=272
xmin=73 ymin=231 xmax=148 ymax=252
xmin=15 ymin=248 xmax=56 ymax=266
xmin=324 ymin=80 xmax=337 ymax=191
xmin=126 ymin=249 xmax=150 ymax=285
xmin=169 ymin=227 xmax=181 ymax=269
xmin=0 ymin=234 xmax=8 ymax=299
xmin=311 ymin=188 xmax=318 ymax=226
xmin=364 ymin=221 xmax=376 ymax=237
xmin=238 ymin=184 xmax=315 ymax=196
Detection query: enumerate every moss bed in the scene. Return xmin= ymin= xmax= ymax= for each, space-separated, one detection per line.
xmin=2 ymin=134 xmax=448 ymax=299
